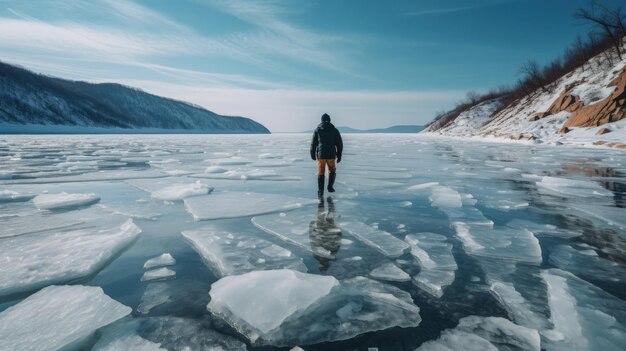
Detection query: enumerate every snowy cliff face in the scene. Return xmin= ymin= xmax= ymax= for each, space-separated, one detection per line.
xmin=0 ymin=62 xmax=270 ymax=134
xmin=422 ymin=46 xmax=626 ymax=148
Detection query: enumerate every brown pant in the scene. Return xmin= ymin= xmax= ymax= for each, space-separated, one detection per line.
xmin=317 ymin=159 xmax=336 ymax=176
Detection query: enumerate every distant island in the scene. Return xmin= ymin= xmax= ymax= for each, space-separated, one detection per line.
xmin=337 ymin=125 xmax=424 ymax=133
xmin=0 ymin=61 xmax=269 ymax=134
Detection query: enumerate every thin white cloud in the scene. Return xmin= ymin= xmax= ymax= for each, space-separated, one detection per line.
xmin=200 ymin=0 xmax=365 ymax=77
xmin=407 ymin=0 xmax=517 ymax=17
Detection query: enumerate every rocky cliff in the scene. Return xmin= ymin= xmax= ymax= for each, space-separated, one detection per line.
xmin=422 ymin=45 xmax=626 ymax=148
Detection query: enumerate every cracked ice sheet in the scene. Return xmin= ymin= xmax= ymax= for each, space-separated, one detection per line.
xmin=181 ymin=225 xmax=306 ymax=277
xmin=184 ymin=192 xmax=317 ymax=220
xmin=93 ymin=317 xmax=247 ymax=351
xmin=541 ymin=269 xmax=626 ymax=351
xmin=0 ymin=218 xmax=141 ymax=296
xmin=339 ymin=220 xmax=410 ymax=257
xmin=0 ymin=285 xmax=131 ymax=351
xmin=207 ymin=269 xmax=421 ymax=346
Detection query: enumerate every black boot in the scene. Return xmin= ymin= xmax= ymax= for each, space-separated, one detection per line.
xmin=327 ymin=172 xmax=336 ymax=192
xmin=317 ymin=175 xmax=325 ymax=197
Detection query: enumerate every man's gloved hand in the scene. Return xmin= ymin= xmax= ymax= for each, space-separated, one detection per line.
xmin=311 ymin=153 xmax=316 ymax=161
xmin=337 ymin=155 xmax=342 ymax=163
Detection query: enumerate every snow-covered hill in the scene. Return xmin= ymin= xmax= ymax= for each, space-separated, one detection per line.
xmin=422 ymin=45 xmax=626 ymax=148
xmin=0 ymin=61 xmax=269 ymax=134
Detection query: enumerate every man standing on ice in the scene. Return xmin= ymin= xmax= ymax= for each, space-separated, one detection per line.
xmin=310 ymin=113 xmax=343 ymax=197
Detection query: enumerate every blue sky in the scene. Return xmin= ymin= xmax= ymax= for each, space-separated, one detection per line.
xmin=0 ymin=0 xmax=622 ymax=132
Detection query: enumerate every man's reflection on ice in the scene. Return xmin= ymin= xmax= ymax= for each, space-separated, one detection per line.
xmin=309 ymin=196 xmax=342 ymax=272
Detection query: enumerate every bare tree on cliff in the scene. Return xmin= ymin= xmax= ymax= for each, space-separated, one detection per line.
xmin=575 ymin=0 xmax=625 ymax=60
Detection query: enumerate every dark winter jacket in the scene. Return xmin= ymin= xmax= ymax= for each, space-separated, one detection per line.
xmin=310 ymin=122 xmax=343 ymax=160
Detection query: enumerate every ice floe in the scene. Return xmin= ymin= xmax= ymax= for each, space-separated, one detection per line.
xmin=0 ymin=218 xmax=141 ymax=296
xmin=143 ymin=253 xmax=176 ymax=270
xmin=0 ymin=285 xmax=130 ymax=351
xmin=33 ymin=192 xmax=100 ymax=210
xmin=184 ymin=192 xmax=316 ymax=220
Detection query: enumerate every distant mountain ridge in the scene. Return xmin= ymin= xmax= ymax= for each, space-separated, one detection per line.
xmin=336 ymin=125 xmax=424 ymax=133
xmin=0 ymin=61 xmax=269 ymax=134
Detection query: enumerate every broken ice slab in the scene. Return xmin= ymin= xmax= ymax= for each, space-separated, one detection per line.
xmin=184 ymin=192 xmax=317 ymax=220
xmin=141 ymin=267 xmax=176 ymax=282
xmin=207 ymin=269 xmax=421 ymax=346
xmin=452 ymin=222 xmax=542 ymax=264
xmin=127 ymin=178 xmax=213 ymax=201
xmin=252 ymin=210 xmax=340 ymax=259
xmin=541 ymin=269 xmax=626 ymax=351
xmin=339 ymin=220 xmax=410 ymax=257
xmin=0 ymin=189 xmax=36 ymax=202
xmin=0 ymin=285 xmax=131 ymax=351
xmin=405 ymin=233 xmax=457 ymax=297
xmin=137 ymin=283 xmax=171 ymax=315
xmin=93 ymin=317 xmax=247 ymax=351
xmin=143 ymin=253 xmax=176 ymax=270
xmin=181 ymin=226 xmax=307 ymax=277
xmin=369 ymin=262 xmax=411 ymax=282
xmin=33 ymin=192 xmax=100 ymax=210
xmin=0 ymin=218 xmax=141 ymax=296
xmin=416 ymin=315 xmax=540 ymax=351
xmin=536 ymin=176 xmax=613 ymax=198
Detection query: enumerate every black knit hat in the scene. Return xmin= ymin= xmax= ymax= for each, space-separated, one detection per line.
xmin=321 ymin=113 xmax=331 ymax=122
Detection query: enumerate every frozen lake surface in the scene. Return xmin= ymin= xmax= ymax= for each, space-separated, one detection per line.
xmin=1 ymin=134 xmax=625 ymax=351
